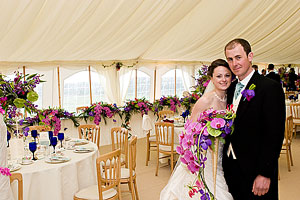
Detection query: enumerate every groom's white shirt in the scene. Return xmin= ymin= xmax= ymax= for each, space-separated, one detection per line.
xmin=227 ymin=69 xmax=255 ymax=159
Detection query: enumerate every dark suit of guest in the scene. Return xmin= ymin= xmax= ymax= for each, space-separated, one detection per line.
xmin=223 ymin=72 xmax=285 ymax=199
xmin=266 ymin=71 xmax=281 ymax=83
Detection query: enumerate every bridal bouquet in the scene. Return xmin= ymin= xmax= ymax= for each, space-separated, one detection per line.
xmin=176 ymin=106 xmax=236 ymax=199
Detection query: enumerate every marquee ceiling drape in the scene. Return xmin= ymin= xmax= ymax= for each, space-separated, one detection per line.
xmin=0 ymin=0 xmax=299 ymax=65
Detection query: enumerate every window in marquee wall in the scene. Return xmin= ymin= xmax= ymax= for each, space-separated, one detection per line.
xmin=63 ymin=71 xmax=106 ymax=112
xmin=34 ymin=84 xmax=43 ymax=109
xmin=161 ymin=69 xmax=185 ymax=98
xmin=125 ymin=70 xmax=151 ymax=100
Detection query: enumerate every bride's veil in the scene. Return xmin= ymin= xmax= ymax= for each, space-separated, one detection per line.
xmin=160 ymin=80 xmax=215 ymax=198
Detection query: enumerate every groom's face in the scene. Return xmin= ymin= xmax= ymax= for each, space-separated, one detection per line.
xmin=225 ymin=43 xmax=253 ymax=81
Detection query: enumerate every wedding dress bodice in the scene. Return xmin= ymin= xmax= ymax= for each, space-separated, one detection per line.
xmin=0 ymin=114 xmax=13 ymax=200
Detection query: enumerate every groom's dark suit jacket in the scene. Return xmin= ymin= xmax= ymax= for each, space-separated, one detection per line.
xmin=223 ymin=72 xmax=285 ymax=199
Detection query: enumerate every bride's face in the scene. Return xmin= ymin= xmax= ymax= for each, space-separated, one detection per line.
xmin=211 ymin=66 xmax=232 ymax=91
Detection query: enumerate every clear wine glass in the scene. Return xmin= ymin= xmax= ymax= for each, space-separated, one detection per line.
xmin=29 ymin=142 xmax=37 ymax=161
xmin=50 ymin=137 xmax=58 ymax=154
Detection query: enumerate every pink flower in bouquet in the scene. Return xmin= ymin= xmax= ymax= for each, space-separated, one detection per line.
xmin=0 ymin=105 xmax=5 ymax=114
xmin=176 ymin=145 xmax=184 ymax=155
xmin=210 ymin=118 xmax=226 ymax=129
xmin=203 ymin=80 xmax=210 ymax=87
xmin=185 ymin=121 xmax=202 ymax=135
xmin=187 ymin=160 xmax=200 ymax=174
xmin=181 ymin=133 xmax=194 ymax=149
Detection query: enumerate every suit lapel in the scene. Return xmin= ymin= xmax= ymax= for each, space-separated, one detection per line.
xmin=235 ymin=72 xmax=259 ymax=119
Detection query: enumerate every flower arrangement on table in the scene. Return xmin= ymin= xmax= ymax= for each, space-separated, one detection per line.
xmin=0 ymin=72 xmax=43 ymax=133
xmin=0 ymin=167 xmax=11 ymax=176
xmin=152 ymin=96 xmax=181 ymax=114
xmin=122 ymin=98 xmax=153 ymax=124
xmin=79 ymin=102 xmax=121 ymax=125
xmin=180 ymin=93 xmax=200 ymax=114
xmin=176 ymin=106 xmax=236 ymax=199
xmin=191 ymin=65 xmax=210 ymax=96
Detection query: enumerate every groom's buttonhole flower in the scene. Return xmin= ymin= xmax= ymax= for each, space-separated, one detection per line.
xmin=241 ymin=84 xmax=256 ymax=101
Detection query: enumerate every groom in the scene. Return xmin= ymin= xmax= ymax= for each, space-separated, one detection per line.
xmin=222 ymin=38 xmax=285 ymax=199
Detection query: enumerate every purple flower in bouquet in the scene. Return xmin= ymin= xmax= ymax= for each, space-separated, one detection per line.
xmin=210 ymin=118 xmax=226 ymax=129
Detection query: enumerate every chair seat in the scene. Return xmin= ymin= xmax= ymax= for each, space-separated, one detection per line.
xmin=293 ymin=119 xmax=300 ymax=125
xmin=74 ymin=184 xmax=117 ymax=200
xmin=159 ymin=144 xmax=177 ymax=152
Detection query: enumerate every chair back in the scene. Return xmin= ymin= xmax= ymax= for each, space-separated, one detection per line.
xmin=78 ymin=124 xmax=100 ymax=148
xmin=285 ymin=116 xmax=293 ymax=143
xmin=10 ymin=173 xmax=23 ymax=200
xmin=96 ymin=149 xmax=121 ymax=200
xmin=129 ymin=136 xmax=137 ymax=173
xmin=285 ymin=91 xmax=296 ymax=99
xmin=155 ymin=122 xmax=174 ymax=147
xmin=158 ymin=110 xmax=174 ymax=121
xmin=28 ymin=125 xmax=51 ymax=132
xmin=290 ymin=103 xmax=300 ymax=120
xmin=76 ymin=106 xmax=87 ymax=113
xmin=111 ymin=127 xmax=129 ymax=166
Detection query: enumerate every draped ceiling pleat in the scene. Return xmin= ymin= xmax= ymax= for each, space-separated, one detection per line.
xmin=0 ymin=0 xmax=299 ymax=66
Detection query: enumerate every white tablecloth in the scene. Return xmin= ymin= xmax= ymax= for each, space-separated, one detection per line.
xmin=11 ymin=142 xmax=99 ymax=200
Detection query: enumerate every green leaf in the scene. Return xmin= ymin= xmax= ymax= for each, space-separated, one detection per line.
xmin=206 ymin=121 xmax=222 ymax=137
xmin=26 ymin=73 xmax=37 ymax=80
xmin=27 ymin=91 xmax=39 ymax=102
xmin=13 ymin=98 xmax=26 ymax=108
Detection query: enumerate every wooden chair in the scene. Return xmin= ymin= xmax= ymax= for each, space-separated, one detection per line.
xmin=78 ymin=124 xmax=100 ymax=149
xmin=28 ymin=125 xmax=51 ymax=132
xmin=10 ymin=173 xmax=23 ymax=200
xmin=285 ymin=91 xmax=296 ymax=99
xmin=158 ymin=110 xmax=174 ymax=121
xmin=76 ymin=106 xmax=87 ymax=113
xmin=145 ymin=130 xmax=156 ymax=166
xmin=290 ymin=103 xmax=300 ymax=138
xmin=111 ymin=127 xmax=128 ymax=167
xmin=155 ymin=122 xmax=177 ymax=176
xmin=74 ymin=149 xmax=122 ymax=200
xmin=281 ymin=116 xmax=294 ymax=171
xmin=120 ymin=136 xmax=139 ymax=200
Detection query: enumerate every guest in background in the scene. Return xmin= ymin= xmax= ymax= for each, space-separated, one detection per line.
xmin=252 ymin=65 xmax=258 ymax=73
xmin=261 ymin=69 xmax=266 ymax=76
xmin=288 ymin=68 xmax=297 ymax=91
xmin=266 ymin=64 xmax=281 ymax=83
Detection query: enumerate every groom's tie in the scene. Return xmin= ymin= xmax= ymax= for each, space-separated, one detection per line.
xmin=234 ymin=82 xmax=244 ymax=100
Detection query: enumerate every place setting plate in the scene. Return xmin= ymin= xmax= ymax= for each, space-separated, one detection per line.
xmin=8 ymin=164 xmax=22 ymax=172
xmin=45 ymin=156 xmax=71 ymax=164
xmin=71 ymin=139 xmax=89 ymax=145
xmin=174 ymin=122 xmax=185 ymax=127
xmin=74 ymin=146 xmax=94 ymax=153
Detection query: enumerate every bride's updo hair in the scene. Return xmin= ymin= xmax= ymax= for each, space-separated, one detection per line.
xmin=207 ymin=59 xmax=231 ymax=77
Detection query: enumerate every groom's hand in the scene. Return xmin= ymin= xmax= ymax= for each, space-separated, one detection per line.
xmin=252 ymin=175 xmax=271 ymax=196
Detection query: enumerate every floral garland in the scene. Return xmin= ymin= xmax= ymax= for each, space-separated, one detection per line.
xmin=176 ymin=106 xmax=236 ymax=199
xmin=78 ymin=102 xmax=121 ymax=125
xmin=191 ymin=65 xmax=210 ymax=96
xmin=102 ymin=61 xmax=138 ymax=71
xmin=180 ymin=93 xmax=200 ymax=113
xmin=122 ymin=98 xmax=153 ymax=124
xmin=153 ymin=96 xmax=181 ymax=114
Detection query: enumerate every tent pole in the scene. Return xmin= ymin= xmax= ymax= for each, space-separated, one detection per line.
xmin=174 ymin=67 xmax=177 ymax=96
xmin=135 ymin=69 xmax=137 ymax=99
xmin=57 ymin=66 xmax=61 ymax=108
xmin=153 ymin=67 xmax=156 ymax=102
xmin=88 ymin=65 xmax=92 ymax=105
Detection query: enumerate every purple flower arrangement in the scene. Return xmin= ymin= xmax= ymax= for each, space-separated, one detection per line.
xmin=79 ymin=102 xmax=121 ymax=125
xmin=180 ymin=93 xmax=200 ymax=113
xmin=191 ymin=65 xmax=210 ymax=96
xmin=123 ymin=98 xmax=153 ymax=123
xmin=153 ymin=96 xmax=181 ymax=114
xmin=176 ymin=106 xmax=236 ymax=199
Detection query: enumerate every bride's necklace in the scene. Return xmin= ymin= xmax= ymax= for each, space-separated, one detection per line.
xmin=214 ymin=92 xmax=227 ymax=102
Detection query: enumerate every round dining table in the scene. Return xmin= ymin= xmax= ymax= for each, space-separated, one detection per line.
xmin=10 ymin=141 xmax=99 ymax=200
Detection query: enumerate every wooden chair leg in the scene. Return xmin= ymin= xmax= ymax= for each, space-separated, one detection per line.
xmin=290 ymin=146 xmax=294 ymax=166
xmin=129 ymin=180 xmax=135 ymax=200
xmin=170 ymin=154 xmax=174 ymax=172
xmin=146 ymin=132 xmax=150 ymax=166
xmin=134 ymin=178 xmax=139 ymax=200
xmin=156 ymin=146 xmax=159 ymax=176
xmin=286 ymin=148 xmax=291 ymax=172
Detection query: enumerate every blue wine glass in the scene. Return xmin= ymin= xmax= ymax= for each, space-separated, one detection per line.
xmin=7 ymin=131 xmax=11 ymax=147
xmin=48 ymin=131 xmax=53 ymax=146
xmin=50 ymin=137 xmax=58 ymax=153
xmin=57 ymin=133 xmax=64 ymax=149
xmin=29 ymin=142 xmax=37 ymax=161
xmin=31 ymin=130 xmax=38 ymax=142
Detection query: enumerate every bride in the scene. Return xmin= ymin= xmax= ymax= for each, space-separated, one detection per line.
xmin=160 ymin=59 xmax=233 ymax=200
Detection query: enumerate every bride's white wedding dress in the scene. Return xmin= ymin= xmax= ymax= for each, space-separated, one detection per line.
xmin=0 ymin=114 xmax=14 ymax=200
xmin=160 ymin=142 xmax=233 ymax=200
